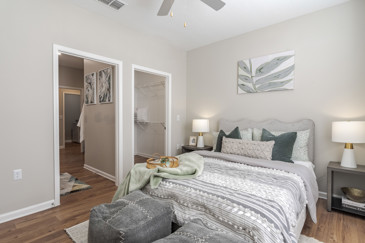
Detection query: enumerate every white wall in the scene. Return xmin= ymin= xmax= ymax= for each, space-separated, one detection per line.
xmin=134 ymin=71 xmax=166 ymax=157
xmin=187 ymin=0 xmax=365 ymax=193
xmin=0 ymin=0 xmax=186 ymax=216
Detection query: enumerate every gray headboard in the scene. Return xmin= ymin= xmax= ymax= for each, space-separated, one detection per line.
xmin=219 ymin=119 xmax=315 ymax=162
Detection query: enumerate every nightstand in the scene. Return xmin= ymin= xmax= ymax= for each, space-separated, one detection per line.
xmin=327 ymin=161 xmax=365 ymax=216
xmin=181 ymin=145 xmax=213 ymax=154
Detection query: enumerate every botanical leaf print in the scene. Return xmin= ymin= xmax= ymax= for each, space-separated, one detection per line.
xmin=237 ymin=51 xmax=294 ymax=94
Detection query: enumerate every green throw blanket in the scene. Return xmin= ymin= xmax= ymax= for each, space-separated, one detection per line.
xmin=112 ymin=152 xmax=204 ymax=202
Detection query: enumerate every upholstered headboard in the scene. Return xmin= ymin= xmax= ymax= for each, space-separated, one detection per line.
xmin=219 ymin=119 xmax=315 ymax=162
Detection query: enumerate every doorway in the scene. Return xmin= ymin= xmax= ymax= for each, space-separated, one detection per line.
xmin=132 ymin=65 xmax=171 ymax=164
xmin=53 ymin=44 xmax=123 ymax=207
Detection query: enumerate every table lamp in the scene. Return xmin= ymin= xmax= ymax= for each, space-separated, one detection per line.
xmin=192 ymin=119 xmax=209 ymax=148
xmin=332 ymin=121 xmax=365 ymax=168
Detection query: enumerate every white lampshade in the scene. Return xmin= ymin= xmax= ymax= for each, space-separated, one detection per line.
xmin=332 ymin=121 xmax=365 ymax=143
xmin=192 ymin=119 xmax=210 ymax=133
xmin=332 ymin=121 xmax=365 ymax=168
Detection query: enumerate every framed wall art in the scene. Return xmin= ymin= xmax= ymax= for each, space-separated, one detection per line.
xmin=84 ymin=72 xmax=96 ymax=105
xmin=98 ymin=67 xmax=113 ymax=103
xmin=237 ymin=50 xmax=295 ymax=94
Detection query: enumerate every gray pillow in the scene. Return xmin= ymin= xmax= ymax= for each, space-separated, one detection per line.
xmin=261 ymin=128 xmax=297 ymax=163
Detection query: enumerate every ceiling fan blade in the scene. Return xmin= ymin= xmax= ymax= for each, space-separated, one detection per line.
xmin=157 ymin=0 xmax=175 ymax=16
xmin=200 ymin=0 xmax=225 ymax=11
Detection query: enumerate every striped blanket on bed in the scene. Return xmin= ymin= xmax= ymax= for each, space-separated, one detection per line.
xmin=142 ymin=151 xmax=318 ymax=243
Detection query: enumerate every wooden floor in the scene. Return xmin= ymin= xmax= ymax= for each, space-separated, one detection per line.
xmin=134 ymin=155 xmax=148 ymax=164
xmin=0 ymin=147 xmax=364 ymax=242
xmin=0 ymin=143 xmax=117 ymax=243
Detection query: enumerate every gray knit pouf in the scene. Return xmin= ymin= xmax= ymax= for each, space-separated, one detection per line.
xmin=153 ymin=219 xmax=244 ymax=243
xmin=88 ymin=190 xmax=172 ymax=243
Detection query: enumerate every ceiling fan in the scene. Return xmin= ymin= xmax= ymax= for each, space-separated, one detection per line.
xmin=157 ymin=0 xmax=226 ymax=16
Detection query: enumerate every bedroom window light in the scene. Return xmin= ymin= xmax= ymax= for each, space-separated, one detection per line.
xmin=332 ymin=121 xmax=365 ymax=168
xmin=192 ymin=119 xmax=209 ymax=148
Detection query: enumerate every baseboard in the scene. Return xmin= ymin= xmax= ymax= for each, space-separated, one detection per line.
xmin=65 ymin=140 xmax=72 ymax=143
xmin=318 ymin=191 xmax=341 ymax=200
xmin=318 ymin=191 xmax=327 ymax=199
xmin=0 ymin=200 xmax=54 ymax=224
xmin=59 ymin=145 xmax=65 ymax=149
xmin=84 ymin=164 xmax=115 ymax=182
xmin=135 ymin=152 xmax=157 ymax=158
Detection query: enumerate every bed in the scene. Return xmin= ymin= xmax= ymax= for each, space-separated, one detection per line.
xmin=142 ymin=119 xmax=319 ymax=243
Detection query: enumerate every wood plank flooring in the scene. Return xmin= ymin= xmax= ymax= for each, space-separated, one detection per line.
xmin=0 ymin=145 xmax=364 ymax=242
xmin=0 ymin=143 xmax=117 ymax=243
xmin=134 ymin=155 xmax=149 ymax=164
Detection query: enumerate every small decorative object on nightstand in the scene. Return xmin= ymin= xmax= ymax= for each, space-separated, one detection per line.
xmin=327 ymin=161 xmax=365 ymax=217
xmin=332 ymin=121 xmax=365 ymax=168
xmin=181 ymin=145 xmax=213 ymax=154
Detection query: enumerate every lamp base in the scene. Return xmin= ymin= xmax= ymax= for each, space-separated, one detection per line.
xmin=340 ymin=148 xmax=357 ymax=168
xmin=197 ymin=135 xmax=204 ymax=148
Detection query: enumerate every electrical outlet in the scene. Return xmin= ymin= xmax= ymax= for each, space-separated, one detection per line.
xmin=176 ymin=144 xmax=180 ymax=150
xmin=13 ymin=169 xmax=22 ymax=180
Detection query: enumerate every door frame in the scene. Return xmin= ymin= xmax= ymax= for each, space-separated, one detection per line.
xmin=131 ymin=65 xmax=172 ymax=164
xmin=60 ymin=89 xmax=81 ymax=148
xmin=53 ymin=44 xmax=123 ymax=206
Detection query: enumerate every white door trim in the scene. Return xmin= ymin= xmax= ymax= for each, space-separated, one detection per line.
xmin=53 ymin=44 xmax=123 ymax=207
xmin=131 ymin=65 xmax=172 ymax=166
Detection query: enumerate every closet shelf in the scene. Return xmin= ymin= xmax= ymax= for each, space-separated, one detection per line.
xmin=135 ymin=120 xmax=166 ymax=130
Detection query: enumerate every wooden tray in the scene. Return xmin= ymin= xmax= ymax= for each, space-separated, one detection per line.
xmin=146 ymin=154 xmax=179 ymax=169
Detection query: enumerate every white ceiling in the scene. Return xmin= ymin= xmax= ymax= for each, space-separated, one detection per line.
xmin=70 ymin=0 xmax=349 ymax=51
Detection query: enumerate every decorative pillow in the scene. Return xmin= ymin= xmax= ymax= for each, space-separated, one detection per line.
xmin=261 ymin=128 xmax=297 ymax=163
xmin=221 ymin=137 xmax=275 ymax=160
xmin=215 ymin=127 xmax=242 ymax=152
xmin=253 ymin=128 xmax=310 ymax=161
xmin=212 ymin=128 xmax=252 ymax=151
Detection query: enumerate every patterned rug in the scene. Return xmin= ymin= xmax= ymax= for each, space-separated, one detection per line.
xmin=65 ymin=220 xmax=324 ymax=243
xmin=60 ymin=172 xmax=91 ymax=196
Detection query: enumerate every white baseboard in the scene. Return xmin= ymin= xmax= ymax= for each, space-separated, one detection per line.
xmin=0 ymin=200 xmax=54 ymax=224
xmin=318 ymin=191 xmax=327 ymax=199
xmin=135 ymin=152 xmax=156 ymax=159
xmin=84 ymin=164 xmax=115 ymax=182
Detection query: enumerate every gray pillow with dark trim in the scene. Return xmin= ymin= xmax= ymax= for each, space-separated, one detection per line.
xmin=214 ymin=126 xmax=242 ymax=152
xmin=261 ymin=128 xmax=297 ymax=163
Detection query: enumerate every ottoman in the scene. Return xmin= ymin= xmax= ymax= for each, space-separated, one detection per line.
xmin=153 ymin=219 xmax=243 ymax=243
xmin=88 ymin=190 xmax=172 ymax=243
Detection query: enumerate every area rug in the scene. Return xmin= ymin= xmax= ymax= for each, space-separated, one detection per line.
xmin=65 ymin=220 xmax=324 ymax=243
xmin=60 ymin=172 xmax=91 ymax=196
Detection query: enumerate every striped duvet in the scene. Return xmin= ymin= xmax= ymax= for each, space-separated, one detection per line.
xmin=143 ymin=151 xmax=318 ymax=243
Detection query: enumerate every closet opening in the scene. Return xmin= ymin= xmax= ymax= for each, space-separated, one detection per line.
xmin=132 ymin=65 xmax=171 ymax=165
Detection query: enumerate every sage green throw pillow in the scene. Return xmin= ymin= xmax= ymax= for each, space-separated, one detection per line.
xmin=261 ymin=128 xmax=297 ymax=163
xmin=215 ymin=126 xmax=242 ymax=152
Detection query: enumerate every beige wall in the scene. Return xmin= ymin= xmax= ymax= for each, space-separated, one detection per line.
xmin=0 ymin=0 xmax=186 ymax=215
xmin=187 ymin=0 xmax=365 ymax=193
xmin=59 ymin=65 xmax=83 ymax=88
xmin=84 ymin=60 xmax=115 ymax=176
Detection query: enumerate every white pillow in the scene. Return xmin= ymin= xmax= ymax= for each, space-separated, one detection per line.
xmin=221 ymin=137 xmax=274 ymax=160
xmin=253 ymin=128 xmax=310 ymax=161
xmin=212 ymin=128 xmax=253 ymax=151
